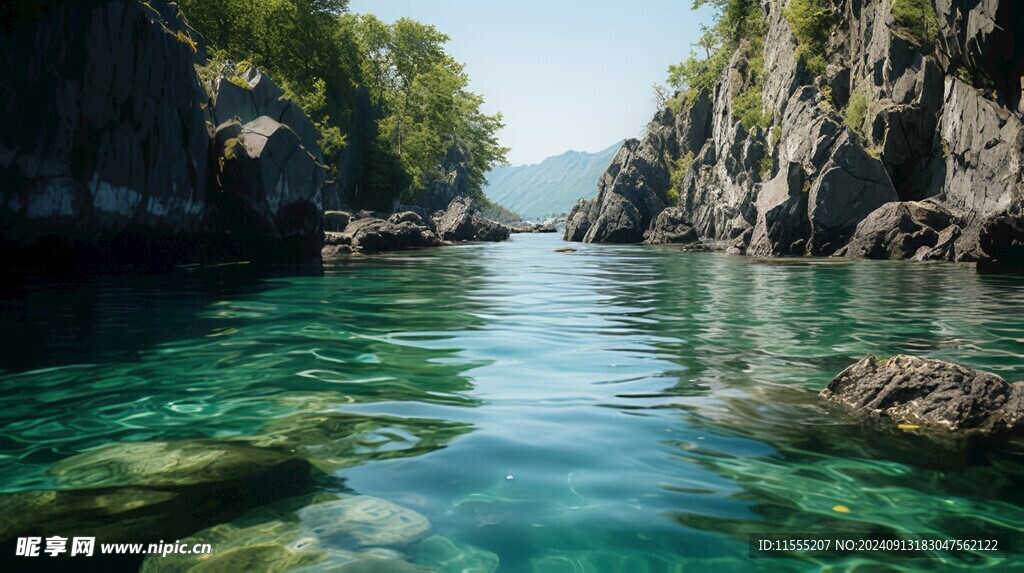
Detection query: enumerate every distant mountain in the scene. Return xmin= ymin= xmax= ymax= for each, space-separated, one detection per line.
xmin=484 ymin=141 xmax=623 ymax=221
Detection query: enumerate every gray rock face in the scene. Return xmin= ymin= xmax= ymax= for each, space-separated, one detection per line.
xmin=806 ymin=132 xmax=900 ymax=254
xmin=645 ymin=207 xmax=698 ymax=244
xmin=748 ymin=162 xmax=810 ymax=256
xmin=436 ymin=196 xmax=511 ymax=242
xmin=0 ymin=1 xmax=331 ymax=270
xmin=0 ymin=0 xmax=210 ymax=268
xmin=566 ymin=0 xmax=1024 ymax=265
xmin=978 ymin=214 xmax=1024 ymax=271
xmin=565 ymin=98 xmax=713 ymax=244
xmin=822 ymin=355 xmax=1024 ymax=437
xmin=931 ymin=78 xmax=1024 ymax=258
xmin=328 ymin=212 xmax=441 ymax=253
xmin=213 ymin=116 xmax=325 ymax=263
xmin=211 ymin=66 xmax=322 ymax=164
xmin=842 ymin=201 xmax=958 ymax=260
xmin=324 ymin=210 xmax=354 ymax=232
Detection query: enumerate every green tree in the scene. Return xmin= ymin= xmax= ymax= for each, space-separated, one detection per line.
xmin=352 ymin=16 xmax=507 ymax=203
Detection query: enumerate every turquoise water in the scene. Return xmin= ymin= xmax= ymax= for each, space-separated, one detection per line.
xmin=2 ymin=233 xmax=1024 ymax=571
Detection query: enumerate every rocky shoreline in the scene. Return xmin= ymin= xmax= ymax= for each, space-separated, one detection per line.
xmin=0 ymin=1 xmax=513 ymax=274
xmin=823 ymin=355 xmax=1024 ymax=439
xmin=321 ymin=196 xmax=511 ymax=256
xmin=565 ymin=0 xmax=1024 ymax=273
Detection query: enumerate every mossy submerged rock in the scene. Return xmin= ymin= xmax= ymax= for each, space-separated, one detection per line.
xmin=821 ymin=355 xmax=1024 ymax=436
xmin=138 ymin=495 xmax=497 ymax=573
xmin=50 ymin=440 xmax=305 ymax=488
xmin=0 ymin=440 xmax=315 ymax=548
xmin=297 ymin=496 xmax=431 ymax=547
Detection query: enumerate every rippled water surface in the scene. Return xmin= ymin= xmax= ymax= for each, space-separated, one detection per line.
xmin=3 ymin=233 xmax=1024 ymax=571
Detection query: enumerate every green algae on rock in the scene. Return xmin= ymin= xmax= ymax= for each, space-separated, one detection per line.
xmin=50 ymin=440 xmax=310 ymax=488
xmin=139 ymin=494 xmax=503 ymax=572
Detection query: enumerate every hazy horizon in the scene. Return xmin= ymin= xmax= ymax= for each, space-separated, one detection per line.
xmin=348 ymin=0 xmax=713 ymax=165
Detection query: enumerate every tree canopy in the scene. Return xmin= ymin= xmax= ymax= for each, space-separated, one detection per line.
xmin=179 ymin=0 xmax=507 ymax=209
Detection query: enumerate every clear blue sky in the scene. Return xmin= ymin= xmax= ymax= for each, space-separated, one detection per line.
xmin=348 ymin=0 xmax=713 ymax=166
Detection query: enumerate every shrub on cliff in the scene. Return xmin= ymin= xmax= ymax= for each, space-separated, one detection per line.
xmin=180 ymin=0 xmax=507 ymax=210
xmin=783 ymin=0 xmax=835 ymax=78
xmin=843 ymin=92 xmax=869 ymax=135
xmin=657 ymin=0 xmax=764 ymax=109
xmin=891 ymin=0 xmax=939 ymax=50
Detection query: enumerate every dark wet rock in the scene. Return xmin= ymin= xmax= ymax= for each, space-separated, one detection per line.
xmin=0 ymin=0 xmax=211 ymax=269
xmin=748 ymin=162 xmax=810 ymax=256
xmin=645 ymin=207 xmax=698 ymax=244
xmin=564 ymin=100 xmax=712 ymax=244
xmin=436 ymin=197 xmax=510 ymax=242
xmin=821 ymin=355 xmax=1024 ymax=436
xmin=0 ymin=440 xmax=314 ymax=546
xmin=321 ymin=212 xmax=440 ymax=255
xmin=841 ymin=201 xmax=957 ymax=260
xmin=324 ymin=211 xmax=354 ymax=232
xmin=347 ymin=215 xmax=441 ymax=252
xmin=978 ymin=215 xmax=1024 ymax=272
xmin=511 ymin=223 xmax=558 ymax=234
xmin=211 ymin=116 xmax=325 ymax=263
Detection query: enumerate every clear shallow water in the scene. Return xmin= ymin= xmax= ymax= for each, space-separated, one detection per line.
xmin=2 ymin=233 xmax=1024 ymax=571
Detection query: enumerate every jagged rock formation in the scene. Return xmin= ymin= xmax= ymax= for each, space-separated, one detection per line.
xmin=323 ymin=211 xmax=441 ymax=255
xmin=565 ymin=94 xmax=713 ymax=243
xmin=206 ymin=67 xmax=326 ymax=264
xmin=321 ymin=197 xmax=509 ymax=256
xmin=822 ymin=355 xmax=1024 ymax=437
xmin=0 ymin=0 xmax=325 ymax=270
xmin=436 ymin=196 xmax=511 ymax=242
xmin=568 ymin=0 xmax=1024 ymax=268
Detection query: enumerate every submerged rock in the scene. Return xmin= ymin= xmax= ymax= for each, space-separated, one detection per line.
xmin=435 ymin=196 xmax=511 ymax=242
xmin=296 ymin=496 xmax=431 ymax=547
xmin=411 ymin=535 xmax=499 ymax=573
xmin=0 ymin=440 xmax=315 ymax=547
xmin=821 ymin=355 xmax=1024 ymax=436
xmin=139 ymin=494 xmax=452 ymax=572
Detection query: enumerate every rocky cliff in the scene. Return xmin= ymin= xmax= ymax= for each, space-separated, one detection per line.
xmin=0 ymin=0 xmax=325 ymax=271
xmin=566 ymin=0 xmax=1024 ymax=269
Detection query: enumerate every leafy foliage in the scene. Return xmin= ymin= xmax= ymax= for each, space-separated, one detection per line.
xmin=668 ymin=152 xmax=695 ymax=205
xmin=891 ymin=0 xmax=938 ymax=50
xmin=657 ymin=1 xmax=765 ymax=108
xmin=843 ymin=91 xmax=869 ymax=135
xmin=180 ymin=0 xmax=506 ymax=209
xmin=734 ymin=85 xmax=771 ymax=131
xmin=783 ymin=0 xmax=835 ymax=78
xmin=353 ymin=16 xmax=508 ymax=204
xmin=657 ymin=0 xmax=769 ymax=133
